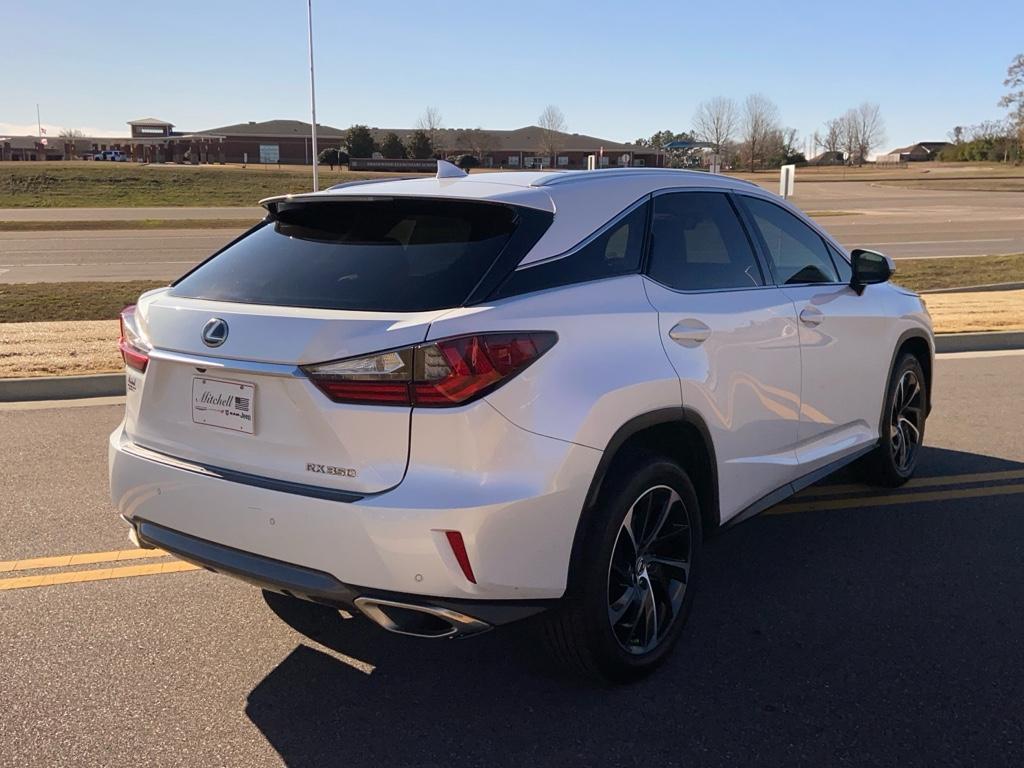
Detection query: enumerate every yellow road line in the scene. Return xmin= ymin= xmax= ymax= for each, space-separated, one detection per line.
xmin=0 ymin=560 xmax=200 ymax=591
xmin=0 ymin=548 xmax=169 ymax=574
xmin=797 ymin=469 xmax=1024 ymax=500
xmin=771 ymin=482 xmax=1024 ymax=516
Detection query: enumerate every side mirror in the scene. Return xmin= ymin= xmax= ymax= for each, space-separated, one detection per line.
xmin=850 ymin=248 xmax=895 ymax=294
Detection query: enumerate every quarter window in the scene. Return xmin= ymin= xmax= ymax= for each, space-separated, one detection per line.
xmin=647 ymin=192 xmax=764 ymax=291
xmin=742 ymin=197 xmax=840 ymax=285
xmin=493 ymin=201 xmax=648 ymax=298
xmin=827 ymin=242 xmax=853 ymax=282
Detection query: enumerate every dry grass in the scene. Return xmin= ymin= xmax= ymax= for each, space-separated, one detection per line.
xmin=924 ymin=290 xmax=1024 ymax=334
xmin=0 ymin=320 xmax=120 ymax=377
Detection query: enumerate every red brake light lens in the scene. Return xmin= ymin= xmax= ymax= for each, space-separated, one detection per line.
xmin=304 ymin=332 xmax=556 ymax=407
xmin=118 ymin=305 xmax=150 ymax=373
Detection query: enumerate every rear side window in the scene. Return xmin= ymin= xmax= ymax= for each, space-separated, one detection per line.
xmin=492 ymin=201 xmax=648 ymax=298
xmin=647 ymin=192 xmax=764 ymax=291
xmin=741 ymin=197 xmax=840 ymax=285
xmin=171 ymin=199 xmax=537 ymax=312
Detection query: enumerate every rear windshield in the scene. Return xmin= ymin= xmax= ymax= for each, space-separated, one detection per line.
xmin=170 ymin=199 xmax=527 ymax=312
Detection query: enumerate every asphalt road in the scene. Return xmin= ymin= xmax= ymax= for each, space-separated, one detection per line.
xmin=2 ymin=182 xmax=1023 ymax=282
xmin=2 ymin=351 xmax=1023 ymax=767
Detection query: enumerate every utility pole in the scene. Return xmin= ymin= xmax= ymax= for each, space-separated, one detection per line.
xmin=307 ymin=0 xmax=319 ymax=191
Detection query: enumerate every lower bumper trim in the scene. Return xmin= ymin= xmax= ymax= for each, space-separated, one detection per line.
xmin=131 ymin=519 xmax=556 ymax=627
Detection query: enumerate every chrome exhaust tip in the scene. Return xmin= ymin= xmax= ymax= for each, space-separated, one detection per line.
xmin=354 ymin=597 xmax=491 ymax=639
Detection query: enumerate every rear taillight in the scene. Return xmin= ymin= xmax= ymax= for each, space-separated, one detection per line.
xmin=303 ymin=332 xmax=556 ymax=407
xmin=119 ymin=305 xmax=150 ymax=373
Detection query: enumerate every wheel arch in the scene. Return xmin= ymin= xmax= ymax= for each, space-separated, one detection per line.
xmin=886 ymin=328 xmax=934 ymax=425
xmin=566 ymin=407 xmax=719 ymax=596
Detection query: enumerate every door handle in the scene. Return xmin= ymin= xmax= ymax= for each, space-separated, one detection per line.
xmin=669 ymin=319 xmax=712 ymax=347
xmin=799 ymin=306 xmax=824 ymax=327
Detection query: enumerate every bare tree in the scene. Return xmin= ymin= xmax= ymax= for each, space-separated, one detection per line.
xmin=460 ymin=128 xmax=494 ymax=165
xmin=999 ymin=53 xmax=1024 ymax=152
xmin=740 ymin=94 xmax=780 ymax=170
xmin=59 ymin=128 xmax=84 ymax=139
xmin=839 ymin=109 xmax=861 ymax=165
xmin=537 ymin=105 xmax=567 ymax=163
xmin=853 ymin=102 xmax=885 ymax=163
xmin=416 ymin=106 xmax=444 ymax=152
xmin=693 ymin=97 xmax=737 ymax=153
xmin=816 ymin=117 xmax=844 ymax=157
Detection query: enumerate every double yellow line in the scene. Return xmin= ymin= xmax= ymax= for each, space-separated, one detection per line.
xmin=0 ymin=548 xmax=200 ymax=592
xmin=2 ymin=468 xmax=1022 ymax=592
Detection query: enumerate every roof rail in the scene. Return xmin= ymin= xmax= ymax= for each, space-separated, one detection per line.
xmin=531 ymin=167 xmax=727 ymax=188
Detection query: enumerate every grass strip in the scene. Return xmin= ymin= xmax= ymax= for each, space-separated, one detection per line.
xmin=0 ymin=281 xmax=166 ymax=323
xmin=0 ymin=219 xmax=258 ymax=232
xmin=893 ymin=253 xmax=1024 ymax=292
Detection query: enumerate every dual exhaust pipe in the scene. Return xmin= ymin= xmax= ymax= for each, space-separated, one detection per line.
xmin=354 ymin=597 xmax=491 ymax=639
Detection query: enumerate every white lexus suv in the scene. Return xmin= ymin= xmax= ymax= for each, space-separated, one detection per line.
xmin=110 ymin=164 xmax=933 ymax=681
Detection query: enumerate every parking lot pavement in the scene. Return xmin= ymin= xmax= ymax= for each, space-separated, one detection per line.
xmin=2 ymin=352 xmax=1023 ymax=767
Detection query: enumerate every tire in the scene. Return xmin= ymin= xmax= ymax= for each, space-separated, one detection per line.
xmin=541 ymin=451 xmax=702 ymax=683
xmin=864 ymin=352 xmax=928 ymax=487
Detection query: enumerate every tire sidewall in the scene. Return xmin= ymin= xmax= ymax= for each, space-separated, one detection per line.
xmin=882 ymin=354 xmax=928 ymax=481
xmin=578 ymin=455 xmax=702 ymax=680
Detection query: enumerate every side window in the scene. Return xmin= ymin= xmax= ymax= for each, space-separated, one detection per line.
xmin=827 ymin=242 xmax=853 ymax=283
xmin=742 ymin=197 xmax=840 ymax=285
xmin=647 ymin=192 xmax=764 ymax=291
xmin=493 ymin=201 xmax=647 ymax=298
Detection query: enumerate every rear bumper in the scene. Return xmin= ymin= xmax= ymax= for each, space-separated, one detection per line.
xmin=131 ymin=519 xmax=552 ymax=628
xmin=109 ymin=419 xmax=601 ymax=601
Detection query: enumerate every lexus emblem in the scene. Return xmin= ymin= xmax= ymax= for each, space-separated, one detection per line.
xmin=201 ymin=318 xmax=229 ymax=348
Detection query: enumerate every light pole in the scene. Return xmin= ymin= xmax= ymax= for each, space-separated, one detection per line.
xmin=307 ymin=0 xmax=319 ymax=191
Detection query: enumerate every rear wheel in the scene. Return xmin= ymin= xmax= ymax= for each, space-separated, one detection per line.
xmin=542 ymin=453 xmax=702 ymax=682
xmin=864 ymin=353 xmax=928 ymax=486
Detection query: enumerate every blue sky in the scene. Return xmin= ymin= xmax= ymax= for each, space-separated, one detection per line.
xmin=2 ymin=0 xmax=1021 ymax=154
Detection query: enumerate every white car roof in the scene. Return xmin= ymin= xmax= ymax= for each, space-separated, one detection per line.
xmin=261 ymin=169 xmax=772 ymax=267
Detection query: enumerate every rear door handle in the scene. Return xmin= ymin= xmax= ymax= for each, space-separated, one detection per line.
xmin=669 ymin=319 xmax=712 ymax=347
xmin=799 ymin=306 xmax=824 ymax=327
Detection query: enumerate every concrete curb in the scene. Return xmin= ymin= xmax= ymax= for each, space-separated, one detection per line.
xmin=1 ymin=331 xmax=1023 ymax=402
xmin=934 ymin=331 xmax=1024 ymax=354
xmin=0 ymin=373 xmax=125 ymax=402
xmin=922 ymin=282 xmax=1024 ymax=295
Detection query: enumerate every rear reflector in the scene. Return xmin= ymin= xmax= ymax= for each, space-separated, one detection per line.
xmin=304 ymin=332 xmax=556 ymax=407
xmin=119 ymin=305 xmax=150 ymax=373
xmin=444 ymin=531 xmax=477 ymax=584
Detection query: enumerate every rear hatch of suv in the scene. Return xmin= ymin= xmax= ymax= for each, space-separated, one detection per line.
xmin=120 ymin=196 xmax=552 ymax=495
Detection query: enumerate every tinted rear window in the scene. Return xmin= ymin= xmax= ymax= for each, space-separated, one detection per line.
xmin=171 ymin=199 xmax=526 ymax=312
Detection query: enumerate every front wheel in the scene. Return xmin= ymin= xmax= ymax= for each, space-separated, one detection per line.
xmin=541 ymin=453 xmax=702 ymax=683
xmin=864 ymin=353 xmax=928 ymax=486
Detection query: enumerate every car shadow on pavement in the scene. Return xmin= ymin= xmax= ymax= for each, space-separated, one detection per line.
xmin=246 ymin=446 xmax=1024 ymax=768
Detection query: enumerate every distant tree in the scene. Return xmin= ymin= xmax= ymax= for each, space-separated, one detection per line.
xmin=59 ymin=128 xmax=84 ymax=139
xmin=345 ymin=125 xmax=376 ymax=158
xmin=417 ymin=106 xmax=444 ymax=150
xmin=407 ymin=129 xmax=434 ymax=159
xmin=740 ymin=94 xmax=780 ymax=170
xmin=693 ymin=97 xmax=738 ymax=154
xmin=450 ymin=154 xmax=479 ymax=170
xmin=999 ymin=54 xmax=1024 ymax=156
xmin=635 ymin=129 xmax=697 ymax=167
xmin=379 ymin=132 xmax=407 ymax=159
xmin=537 ymin=105 xmax=567 ymax=162
xmin=318 ymin=147 xmax=340 ymax=169
xmin=816 ymin=117 xmax=844 ymax=159
xmin=853 ymin=102 xmax=885 ymax=163
xmin=460 ymin=128 xmax=494 ymax=164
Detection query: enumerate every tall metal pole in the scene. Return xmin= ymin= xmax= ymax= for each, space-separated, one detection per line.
xmin=306 ymin=0 xmax=319 ymax=191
